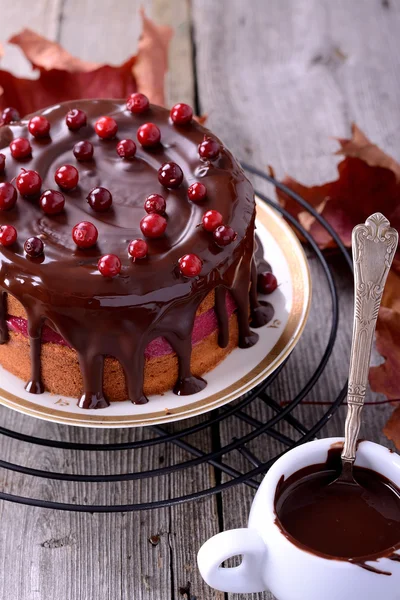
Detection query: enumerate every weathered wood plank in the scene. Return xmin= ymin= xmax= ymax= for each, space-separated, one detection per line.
xmin=0 ymin=0 xmax=62 ymax=76
xmin=192 ymin=0 xmax=400 ymax=186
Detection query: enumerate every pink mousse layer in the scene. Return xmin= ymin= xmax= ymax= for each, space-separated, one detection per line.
xmin=6 ymin=294 xmax=236 ymax=359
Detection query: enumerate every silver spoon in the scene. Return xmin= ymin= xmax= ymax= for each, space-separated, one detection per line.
xmin=334 ymin=212 xmax=398 ymax=486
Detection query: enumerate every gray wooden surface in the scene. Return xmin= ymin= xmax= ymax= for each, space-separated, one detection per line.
xmin=0 ymin=1 xmax=398 ymax=599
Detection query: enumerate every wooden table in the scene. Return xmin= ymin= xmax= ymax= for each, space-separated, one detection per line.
xmin=0 ymin=2 xmax=398 ymax=598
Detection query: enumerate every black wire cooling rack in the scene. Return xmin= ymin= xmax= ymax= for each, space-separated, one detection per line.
xmin=0 ymin=166 xmax=353 ymax=512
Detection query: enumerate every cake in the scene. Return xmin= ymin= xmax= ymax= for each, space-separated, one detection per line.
xmin=0 ymin=97 xmax=274 ymax=409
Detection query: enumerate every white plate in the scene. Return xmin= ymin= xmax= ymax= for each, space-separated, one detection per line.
xmin=0 ymin=199 xmax=311 ymax=427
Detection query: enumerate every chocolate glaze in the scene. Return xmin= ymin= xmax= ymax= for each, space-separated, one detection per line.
xmin=0 ymin=99 xmax=272 ymax=408
xmin=274 ymin=444 xmax=400 ymax=575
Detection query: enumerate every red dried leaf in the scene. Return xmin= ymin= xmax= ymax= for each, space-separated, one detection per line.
xmin=383 ymin=405 xmax=400 ymax=449
xmin=276 ymin=124 xmax=400 ymax=252
xmin=0 ymin=10 xmax=172 ymax=116
xmin=276 ymin=125 xmax=400 ymax=448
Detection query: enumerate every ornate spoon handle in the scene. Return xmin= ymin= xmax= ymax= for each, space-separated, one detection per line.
xmin=342 ymin=213 xmax=398 ymax=462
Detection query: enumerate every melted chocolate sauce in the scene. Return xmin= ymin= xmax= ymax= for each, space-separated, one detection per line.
xmin=0 ymin=100 xmax=273 ymax=408
xmin=274 ymin=445 xmax=400 ymax=573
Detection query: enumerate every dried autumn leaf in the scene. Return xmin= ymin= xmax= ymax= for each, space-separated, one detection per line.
xmin=383 ymin=405 xmax=400 ymax=449
xmin=276 ymin=124 xmax=400 ymax=252
xmin=0 ymin=10 xmax=172 ymax=116
xmin=276 ymin=125 xmax=400 ymax=448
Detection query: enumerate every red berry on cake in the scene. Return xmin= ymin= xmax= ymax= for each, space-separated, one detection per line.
xmin=213 ymin=225 xmax=237 ymax=247
xmin=94 ymin=116 xmax=118 ymax=139
xmin=137 ymin=123 xmax=161 ymax=147
xmin=187 ymin=182 xmax=207 ymax=203
xmin=72 ymin=221 xmax=98 ymax=248
xmin=126 ymin=93 xmax=149 ymax=114
xmin=40 ymin=190 xmax=65 ymax=215
xmin=28 ymin=115 xmax=51 ymax=138
xmin=55 ymin=165 xmax=79 ymax=190
xmin=140 ymin=214 xmax=167 ymax=238
xmin=0 ymin=182 xmax=17 ymax=210
xmin=116 ymin=139 xmax=136 ymax=159
xmin=73 ymin=141 xmax=94 ymax=161
xmin=178 ymin=253 xmax=202 ymax=277
xmin=87 ymin=187 xmax=113 ymax=212
xmin=98 ymin=254 xmax=121 ymax=277
xmin=128 ymin=239 xmax=148 ymax=260
xmin=202 ymin=210 xmax=223 ymax=232
xmin=144 ymin=193 xmax=166 ymax=215
xmin=1 ymin=107 xmax=20 ymax=125
xmin=158 ymin=162 xmax=184 ymax=189
xmin=0 ymin=224 xmax=17 ymax=246
xmin=16 ymin=169 xmax=42 ymax=197
xmin=257 ymin=272 xmax=278 ymax=294
xmin=66 ymin=109 xmax=87 ymax=131
xmin=10 ymin=137 xmax=32 ymax=160
xmin=0 ymin=154 xmax=5 ymax=174
xmin=199 ymin=136 xmax=220 ymax=160
xmin=170 ymin=103 xmax=193 ymax=125
xmin=24 ymin=236 xmax=44 ymax=257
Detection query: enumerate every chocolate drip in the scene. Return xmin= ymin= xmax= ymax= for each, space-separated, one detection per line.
xmin=349 ymin=561 xmax=391 ymax=577
xmin=171 ymin=331 xmax=207 ymax=396
xmin=78 ymin=354 xmax=109 ymax=409
xmin=250 ymin=258 xmax=274 ymax=328
xmin=0 ymin=99 xmax=267 ymax=408
xmin=389 ymin=554 xmax=400 ymax=562
xmin=120 ymin=347 xmax=148 ymax=405
xmin=25 ymin=335 xmax=44 ymax=394
xmin=214 ymin=286 xmax=229 ymax=348
xmin=0 ymin=291 xmax=8 ymax=344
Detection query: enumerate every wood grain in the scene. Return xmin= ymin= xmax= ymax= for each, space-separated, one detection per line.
xmin=0 ymin=1 xmax=399 ymax=599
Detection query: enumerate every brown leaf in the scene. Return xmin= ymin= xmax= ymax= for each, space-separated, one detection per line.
xmin=276 ymin=125 xmax=400 ymax=448
xmin=132 ymin=8 xmax=173 ymax=106
xmin=369 ymin=306 xmax=400 ymax=400
xmin=276 ymin=124 xmax=400 ymax=251
xmin=383 ymin=405 xmax=400 ymax=449
xmin=0 ymin=10 xmax=171 ymax=116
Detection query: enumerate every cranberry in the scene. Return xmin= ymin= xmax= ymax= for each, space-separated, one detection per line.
xmin=72 ymin=221 xmax=98 ymax=248
xmin=187 ymin=182 xmax=207 ymax=203
xmin=16 ymin=169 xmax=42 ymax=197
xmin=55 ymin=164 xmax=79 ymax=190
xmin=0 ymin=182 xmax=17 ymax=210
xmin=87 ymin=187 xmax=112 ymax=212
xmin=170 ymin=103 xmax=193 ymax=125
xmin=128 ymin=239 xmax=148 ymax=260
xmin=0 ymin=154 xmax=5 ymax=174
xmin=257 ymin=272 xmax=278 ymax=295
xmin=158 ymin=162 xmax=183 ymax=189
xmin=137 ymin=123 xmax=161 ymax=147
xmin=199 ymin=136 xmax=220 ymax=160
xmin=213 ymin=225 xmax=237 ymax=247
xmin=73 ymin=140 xmax=94 ymax=161
xmin=98 ymin=254 xmax=121 ymax=277
xmin=24 ymin=236 xmax=44 ymax=257
xmin=94 ymin=116 xmax=118 ymax=139
xmin=178 ymin=253 xmax=202 ymax=277
xmin=126 ymin=93 xmax=149 ymax=114
xmin=28 ymin=115 xmax=51 ymax=138
xmin=202 ymin=210 xmax=223 ymax=232
xmin=10 ymin=137 xmax=32 ymax=160
xmin=0 ymin=224 xmax=17 ymax=246
xmin=140 ymin=214 xmax=167 ymax=238
xmin=40 ymin=190 xmax=65 ymax=215
xmin=116 ymin=139 xmax=136 ymax=159
xmin=66 ymin=109 xmax=87 ymax=131
xmin=144 ymin=193 xmax=166 ymax=215
xmin=1 ymin=107 xmax=20 ymax=125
